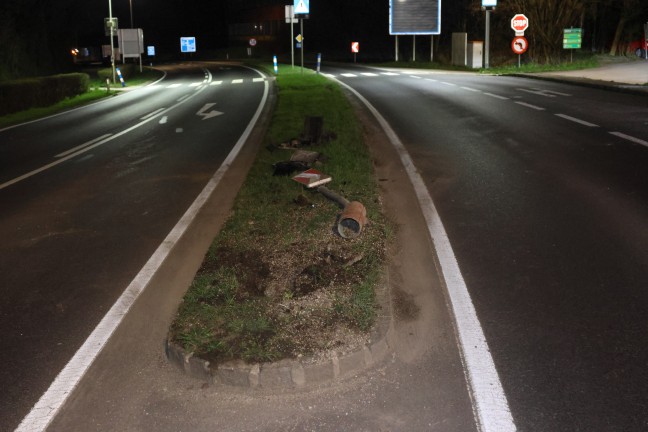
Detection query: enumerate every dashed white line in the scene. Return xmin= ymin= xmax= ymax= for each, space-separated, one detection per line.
xmin=461 ymin=86 xmax=480 ymax=92
xmin=484 ymin=92 xmax=509 ymax=100
xmin=140 ymin=108 xmax=166 ymax=120
xmin=515 ymin=101 xmax=545 ymax=111
xmin=518 ymin=88 xmax=556 ymax=97
xmin=210 ymin=81 xmax=223 ymax=86
xmin=410 ymin=75 xmax=422 ymax=79
xmin=166 ymin=83 xmax=182 ymax=88
xmin=253 ymin=77 xmax=265 ymax=82
xmin=441 ymin=81 xmax=457 ymax=87
xmin=609 ymin=132 xmax=648 ymax=148
xmin=55 ymin=134 xmax=112 ymax=158
xmin=425 ymin=78 xmax=438 ymax=82
xmin=555 ymin=114 xmax=599 ymax=127
xmin=381 ymin=72 xmax=400 ymax=76
xmin=232 ymin=79 xmax=244 ymax=84
xmin=341 ymin=73 xmax=357 ymax=77
xmin=189 ymin=82 xmax=202 ymax=87
xmin=177 ymin=95 xmax=190 ymax=102
xmin=361 ymin=72 xmax=379 ymax=77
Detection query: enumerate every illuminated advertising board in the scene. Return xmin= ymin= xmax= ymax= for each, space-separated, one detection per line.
xmin=390 ymin=0 xmax=441 ymax=35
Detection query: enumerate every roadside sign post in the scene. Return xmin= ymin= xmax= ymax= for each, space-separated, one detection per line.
xmin=644 ymin=22 xmax=648 ymax=60
xmin=351 ymin=42 xmax=359 ymax=63
xmin=294 ymin=0 xmax=309 ymax=75
xmin=285 ymin=5 xmax=297 ymax=68
xmin=482 ymin=0 xmax=497 ymax=69
xmin=511 ymin=14 xmax=529 ymax=67
xmin=563 ymin=28 xmax=582 ymax=63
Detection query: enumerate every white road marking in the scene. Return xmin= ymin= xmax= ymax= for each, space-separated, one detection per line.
xmin=518 ymin=88 xmax=556 ymax=97
xmin=555 ymin=114 xmax=599 ymax=127
xmin=55 ymin=134 xmax=112 ymax=158
xmin=542 ymin=89 xmax=572 ymax=97
xmin=425 ymin=78 xmax=438 ymax=82
xmin=175 ymin=128 xmax=183 ymax=133
xmin=159 ymin=116 xmax=168 ymax=125
xmin=15 ymin=68 xmax=270 ymax=432
xmin=189 ymin=82 xmax=202 ymax=87
xmin=484 ymin=92 xmax=509 ymax=100
xmin=441 ymin=81 xmax=457 ymax=87
xmin=328 ymin=76 xmax=517 ymax=432
xmin=253 ymin=78 xmax=265 ymax=82
xmin=609 ymin=132 xmax=648 ymax=148
xmin=381 ymin=72 xmax=400 ymax=76
xmin=177 ymin=95 xmax=190 ymax=102
xmin=167 ymin=83 xmax=182 ymax=88
xmin=140 ymin=108 xmax=166 ymax=120
xmin=361 ymin=72 xmax=379 ymax=77
xmin=210 ymin=81 xmax=223 ymax=86
xmin=341 ymin=73 xmax=357 ymax=77
xmin=323 ymin=73 xmax=336 ymax=78
xmin=515 ymin=101 xmax=545 ymax=111
xmin=232 ymin=79 xmax=243 ymax=84
xmin=410 ymin=75 xmax=422 ymax=79
xmin=461 ymin=86 xmax=480 ymax=92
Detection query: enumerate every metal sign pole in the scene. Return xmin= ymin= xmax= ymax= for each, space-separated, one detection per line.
xmin=300 ymin=18 xmax=304 ymax=75
xmin=431 ymin=35 xmax=434 ymax=62
xmin=108 ymin=0 xmax=116 ymax=83
xmin=413 ymin=35 xmax=416 ymax=62
xmin=485 ymin=9 xmax=491 ymax=69
xmin=395 ymin=35 xmax=399 ymax=62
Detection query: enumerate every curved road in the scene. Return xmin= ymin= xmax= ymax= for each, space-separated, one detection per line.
xmin=324 ymin=64 xmax=648 ymax=431
xmin=0 ymin=62 xmax=269 ymax=431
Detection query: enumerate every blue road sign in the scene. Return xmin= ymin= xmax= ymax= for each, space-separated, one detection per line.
xmin=180 ymin=37 xmax=196 ymax=53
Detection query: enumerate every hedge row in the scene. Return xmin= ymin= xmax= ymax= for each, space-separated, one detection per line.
xmin=0 ymin=73 xmax=90 ymax=116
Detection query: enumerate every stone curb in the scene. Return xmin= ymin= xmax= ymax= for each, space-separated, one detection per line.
xmin=165 ymin=278 xmax=394 ymax=388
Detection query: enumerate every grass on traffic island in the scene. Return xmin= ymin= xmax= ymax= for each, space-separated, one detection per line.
xmin=168 ymin=64 xmax=389 ymax=365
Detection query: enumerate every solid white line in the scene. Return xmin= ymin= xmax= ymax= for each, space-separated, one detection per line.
xmin=55 ymin=134 xmax=112 ymax=158
xmin=609 ymin=132 xmax=648 ymax=148
xmin=555 ymin=114 xmax=599 ymax=127
xmin=484 ymin=92 xmax=509 ymax=100
xmin=177 ymin=95 xmax=190 ymax=102
xmin=140 ymin=108 xmax=165 ymax=120
xmin=328 ymin=77 xmax=516 ymax=432
xmin=515 ymin=101 xmax=545 ymax=111
xmin=15 ymin=68 xmax=269 ymax=432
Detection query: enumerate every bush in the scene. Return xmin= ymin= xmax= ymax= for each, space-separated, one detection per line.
xmin=0 ymin=73 xmax=90 ymax=116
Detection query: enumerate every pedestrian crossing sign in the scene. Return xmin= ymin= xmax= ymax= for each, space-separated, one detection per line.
xmin=294 ymin=0 xmax=309 ymax=15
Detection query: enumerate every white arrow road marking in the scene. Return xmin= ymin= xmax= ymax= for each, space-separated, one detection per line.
xmin=196 ymin=103 xmax=224 ymax=120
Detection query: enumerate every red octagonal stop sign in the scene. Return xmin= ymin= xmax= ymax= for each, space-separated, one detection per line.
xmin=511 ymin=14 xmax=529 ymax=33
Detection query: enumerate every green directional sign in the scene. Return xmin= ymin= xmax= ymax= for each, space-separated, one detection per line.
xmin=563 ymin=28 xmax=582 ymax=49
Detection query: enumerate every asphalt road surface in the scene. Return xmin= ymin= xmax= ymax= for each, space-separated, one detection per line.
xmin=323 ymin=65 xmax=648 ymax=431
xmin=0 ymin=62 xmax=269 ymax=431
xmin=2 ymin=62 xmax=647 ymax=432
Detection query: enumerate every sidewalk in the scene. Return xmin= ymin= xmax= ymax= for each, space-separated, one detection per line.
xmin=523 ymin=59 xmax=648 ymax=94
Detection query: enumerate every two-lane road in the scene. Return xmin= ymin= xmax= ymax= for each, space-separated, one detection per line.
xmin=323 ymin=65 xmax=648 ymax=431
xmin=0 ymin=62 xmax=269 ymax=431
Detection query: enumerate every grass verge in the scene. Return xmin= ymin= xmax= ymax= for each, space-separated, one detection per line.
xmin=169 ymin=64 xmax=388 ymax=365
xmin=0 ymin=89 xmax=113 ymax=129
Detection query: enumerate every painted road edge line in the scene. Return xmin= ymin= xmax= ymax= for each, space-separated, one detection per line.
xmin=609 ymin=131 xmax=648 ymax=148
xmin=331 ymin=76 xmax=517 ymax=432
xmin=14 ymin=69 xmax=269 ymax=432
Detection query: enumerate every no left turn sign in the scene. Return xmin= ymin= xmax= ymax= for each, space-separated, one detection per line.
xmin=512 ymin=36 xmax=528 ymax=54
